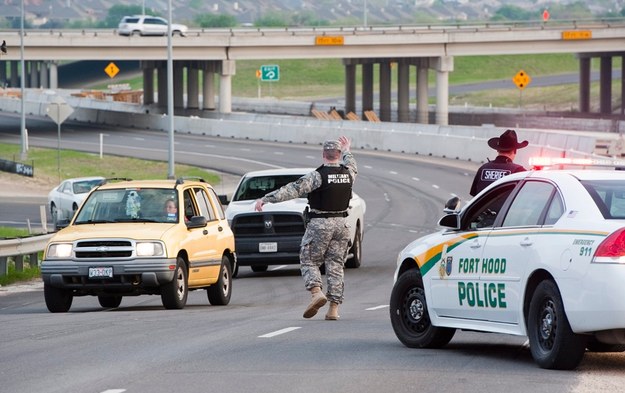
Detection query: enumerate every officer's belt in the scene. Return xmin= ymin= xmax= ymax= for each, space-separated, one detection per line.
xmin=308 ymin=212 xmax=348 ymax=218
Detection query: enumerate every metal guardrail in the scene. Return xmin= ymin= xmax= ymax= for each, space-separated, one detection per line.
xmin=0 ymin=234 xmax=52 ymax=276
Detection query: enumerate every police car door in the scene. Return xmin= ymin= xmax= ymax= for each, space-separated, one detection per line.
xmin=479 ymin=180 xmax=560 ymax=325
xmin=429 ymin=183 xmax=517 ymax=320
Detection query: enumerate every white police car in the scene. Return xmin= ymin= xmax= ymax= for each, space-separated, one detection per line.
xmin=390 ymin=157 xmax=625 ymax=370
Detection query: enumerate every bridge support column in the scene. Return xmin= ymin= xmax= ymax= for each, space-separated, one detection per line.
xmin=10 ymin=61 xmax=18 ymax=87
xmin=48 ymin=61 xmax=58 ymax=89
xmin=397 ymin=60 xmax=410 ymax=122
xmin=202 ymin=62 xmax=216 ymax=110
xmin=219 ymin=60 xmax=235 ymax=113
xmin=29 ymin=61 xmax=39 ymax=88
xmin=39 ymin=61 xmax=48 ymax=89
xmin=157 ymin=63 xmax=167 ymax=109
xmin=433 ymin=56 xmax=453 ymax=126
xmin=187 ymin=62 xmax=199 ymax=109
xmin=416 ymin=59 xmax=429 ymax=124
xmin=379 ymin=61 xmax=392 ymax=121
xmin=344 ymin=60 xmax=356 ymax=115
xmin=362 ymin=62 xmax=374 ymax=119
xmin=579 ymin=56 xmax=591 ymax=113
xmin=600 ymin=56 xmax=612 ymax=115
xmin=0 ymin=62 xmax=6 ymax=87
xmin=174 ymin=62 xmax=184 ymax=109
xmin=142 ymin=61 xmax=155 ymax=105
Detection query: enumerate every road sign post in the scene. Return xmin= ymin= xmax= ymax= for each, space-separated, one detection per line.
xmin=46 ymin=96 xmax=74 ymax=182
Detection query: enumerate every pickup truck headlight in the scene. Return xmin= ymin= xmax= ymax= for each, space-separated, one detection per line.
xmin=47 ymin=243 xmax=73 ymax=258
xmin=136 ymin=241 xmax=165 ymax=257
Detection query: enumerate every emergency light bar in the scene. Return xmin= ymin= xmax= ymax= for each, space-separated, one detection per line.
xmin=529 ymin=156 xmax=625 ymax=168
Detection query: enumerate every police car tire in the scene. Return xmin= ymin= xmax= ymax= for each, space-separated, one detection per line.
xmin=207 ymin=255 xmax=233 ymax=306
xmin=345 ymin=226 xmax=362 ymax=269
xmin=389 ymin=269 xmax=455 ymax=348
xmin=527 ymin=280 xmax=587 ymax=370
xmin=160 ymin=257 xmax=188 ymax=310
xmin=44 ymin=282 xmax=73 ymax=313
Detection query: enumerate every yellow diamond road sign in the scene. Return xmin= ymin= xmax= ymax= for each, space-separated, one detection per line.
xmin=513 ymin=70 xmax=531 ymax=90
xmin=105 ymin=62 xmax=120 ymax=78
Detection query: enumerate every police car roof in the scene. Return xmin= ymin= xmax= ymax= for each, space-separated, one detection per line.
xmin=242 ymin=168 xmax=315 ymax=177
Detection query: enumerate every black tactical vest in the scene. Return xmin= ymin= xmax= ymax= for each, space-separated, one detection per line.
xmin=308 ymin=165 xmax=352 ymax=211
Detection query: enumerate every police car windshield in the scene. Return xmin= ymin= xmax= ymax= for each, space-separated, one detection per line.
xmin=233 ymin=175 xmax=303 ymax=201
xmin=581 ymin=180 xmax=625 ymax=219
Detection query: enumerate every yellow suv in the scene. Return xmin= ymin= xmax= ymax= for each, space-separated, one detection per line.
xmin=41 ymin=178 xmax=236 ymax=312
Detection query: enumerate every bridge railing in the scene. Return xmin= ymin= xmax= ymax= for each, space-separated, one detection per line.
xmin=0 ymin=234 xmax=52 ymax=277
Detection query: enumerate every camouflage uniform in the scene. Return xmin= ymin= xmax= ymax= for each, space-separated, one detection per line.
xmin=261 ymin=149 xmax=357 ymax=304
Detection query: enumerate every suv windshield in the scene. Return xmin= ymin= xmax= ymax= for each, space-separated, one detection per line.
xmin=233 ymin=175 xmax=303 ymax=201
xmin=74 ymin=188 xmax=179 ymax=224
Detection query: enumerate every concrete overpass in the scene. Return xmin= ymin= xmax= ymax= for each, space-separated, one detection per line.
xmin=0 ymin=19 xmax=624 ymax=124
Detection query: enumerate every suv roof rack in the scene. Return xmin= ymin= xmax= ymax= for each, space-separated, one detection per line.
xmin=175 ymin=176 xmax=206 ymax=185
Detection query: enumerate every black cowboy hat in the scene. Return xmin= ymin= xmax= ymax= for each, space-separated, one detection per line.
xmin=487 ymin=129 xmax=528 ymax=152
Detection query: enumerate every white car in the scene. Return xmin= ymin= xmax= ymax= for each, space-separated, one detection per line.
xmin=390 ymin=157 xmax=625 ymax=370
xmin=47 ymin=176 xmax=105 ymax=226
xmin=117 ymin=15 xmax=188 ymax=37
xmin=223 ymin=168 xmax=366 ymax=276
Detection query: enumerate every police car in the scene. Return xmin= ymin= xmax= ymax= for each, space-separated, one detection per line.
xmin=390 ymin=157 xmax=625 ymax=370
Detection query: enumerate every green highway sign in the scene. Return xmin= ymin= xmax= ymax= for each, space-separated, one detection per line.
xmin=260 ymin=64 xmax=280 ymax=81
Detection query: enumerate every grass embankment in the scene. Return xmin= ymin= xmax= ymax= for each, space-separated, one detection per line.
xmin=98 ymin=53 xmax=622 ymax=111
xmin=0 ymin=143 xmax=222 ymax=287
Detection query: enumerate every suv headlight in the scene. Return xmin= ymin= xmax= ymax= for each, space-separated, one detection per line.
xmin=136 ymin=241 xmax=165 ymax=257
xmin=47 ymin=243 xmax=73 ymax=258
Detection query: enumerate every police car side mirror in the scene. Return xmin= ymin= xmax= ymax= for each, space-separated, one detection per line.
xmin=439 ymin=213 xmax=460 ymax=229
xmin=444 ymin=196 xmax=460 ymax=213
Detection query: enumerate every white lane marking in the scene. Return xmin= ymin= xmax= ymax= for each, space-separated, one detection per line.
xmin=133 ymin=137 xmax=145 ymax=141
xmin=366 ymin=305 xmax=389 ymax=311
xmin=384 ymin=193 xmax=390 ymax=202
xmin=240 ymin=148 xmax=251 ymax=151
xmin=306 ymin=155 xmax=316 ymax=160
xmin=432 ymin=184 xmax=440 ymax=189
xmin=101 ymin=390 xmax=126 ymax=393
xmin=259 ymin=327 xmax=301 ymax=338
xmin=269 ymin=265 xmax=287 ymax=271
xmin=205 ymin=144 xmax=215 ymax=148
xmin=274 ymin=151 xmax=284 ymax=155
xmin=389 ymin=171 xmax=398 ymax=175
xmin=364 ymin=165 xmax=372 ymax=169
xmin=412 ymin=177 xmax=420 ymax=181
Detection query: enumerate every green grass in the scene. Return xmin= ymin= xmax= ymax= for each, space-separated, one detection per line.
xmin=0 ymin=143 xmax=221 ymax=185
xmin=0 ymin=227 xmax=31 ymax=239
xmin=0 ymin=264 xmax=40 ymax=287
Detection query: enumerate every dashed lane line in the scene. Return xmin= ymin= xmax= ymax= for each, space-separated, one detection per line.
xmin=259 ymin=327 xmax=302 ymax=338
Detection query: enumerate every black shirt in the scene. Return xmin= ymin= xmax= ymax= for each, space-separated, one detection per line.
xmin=469 ymin=156 xmax=526 ymax=196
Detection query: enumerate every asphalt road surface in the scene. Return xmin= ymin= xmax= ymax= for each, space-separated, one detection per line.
xmin=1 ymin=114 xmax=625 ymax=393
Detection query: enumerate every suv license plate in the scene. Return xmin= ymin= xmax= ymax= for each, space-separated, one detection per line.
xmin=89 ymin=267 xmax=113 ymax=278
xmin=259 ymin=242 xmax=277 ymax=253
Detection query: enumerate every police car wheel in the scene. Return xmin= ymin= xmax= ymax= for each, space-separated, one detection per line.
xmin=528 ymin=280 xmax=587 ymax=370
xmin=345 ymin=226 xmax=362 ymax=269
xmin=389 ymin=269 xmax=455 ymax=348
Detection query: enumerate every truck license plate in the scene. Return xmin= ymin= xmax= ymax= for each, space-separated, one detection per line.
xmin=259 ymin=242 xmax=277 ymax=253
xmin=89 ymin=267 xmax=113 ymax=278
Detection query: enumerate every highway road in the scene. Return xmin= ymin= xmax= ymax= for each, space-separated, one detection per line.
xmin=1 ymin=115 xmax=625 ymax=392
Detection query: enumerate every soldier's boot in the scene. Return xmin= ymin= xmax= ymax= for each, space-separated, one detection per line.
xmin=325 ymin=302 xmax=340 ymax=320
xmin=303 ymin=287 xmax=327 ymax=318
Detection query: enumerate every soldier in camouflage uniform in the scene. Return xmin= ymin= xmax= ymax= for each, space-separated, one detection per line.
xmin=255 ymin=136 xmax=357 ymax=320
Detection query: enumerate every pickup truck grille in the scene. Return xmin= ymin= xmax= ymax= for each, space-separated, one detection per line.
xmin=232 ymin=213 xmax=305 ymax=236
xmin=74 ymin=240 xmax=133 ymax=259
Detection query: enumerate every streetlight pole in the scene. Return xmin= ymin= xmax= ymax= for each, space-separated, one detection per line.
xmin=166 ymin=0 xmax=174 ymax=179
xmin=20 ymin=0 xmax=26 ymax=160
xmin=364 ymin=0 xmax=368 ymax=27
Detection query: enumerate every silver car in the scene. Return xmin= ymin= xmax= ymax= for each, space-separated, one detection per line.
xmin=47 ymin=176 xmax=105 ymax=227
xmin=117 ymin=15 xmax=188 ymax=37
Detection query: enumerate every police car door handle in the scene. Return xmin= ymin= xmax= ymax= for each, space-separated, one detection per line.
xmin=520 ymin=237 xmax=533 ymax=246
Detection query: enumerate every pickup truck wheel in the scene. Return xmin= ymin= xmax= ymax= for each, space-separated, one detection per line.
xmin=207 ymin=255 xmax=232 ymax=305
xmin=251 ymin=265 xmax=268 ymax=273
xmin=345 ymin=226 xmax=362 ymax=269
xmin=98 ymin=295 xmax=122 ymax=308
xmin=161 ymin=257 xmax=188 ymax=309
xmin=44 ymin=282 xmax=73 ymax=313
xmin=389 ymin=269 xmax=455 ymax=348
xmin=528 ymin=280 xmax=587 ymax=369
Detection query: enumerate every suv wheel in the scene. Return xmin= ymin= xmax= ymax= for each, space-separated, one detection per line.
xmin=161 ymin=257 xmax=188 ymax=309
xmin=207 ymin=255 xmax=232 ymax=305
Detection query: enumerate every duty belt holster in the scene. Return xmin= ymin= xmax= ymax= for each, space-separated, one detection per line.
xmin=308 ymin=211 xmax=348 ymax=219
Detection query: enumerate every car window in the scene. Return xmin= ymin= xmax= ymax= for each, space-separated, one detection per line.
xmin=145 ymin=18 xmax=166 ymax=26
xmin=463 ymin=183 xmax=517 ymax=230
xmin=60 ymin=181 xmax=71 ymax=193
xmin=582 ymin=179 xmax=625 ymax=219
xmin=502 ymin=181 xmax=557 ymax=227
xmin=233 ymin=174 xmax=303 ymax=201
xmin=194 ymin=187 xmax=215 ymax=221
xmin=208 ymin=188 xmax=226 ymax=220
xmin=124 ymin=17 xmax=139 ymax=23
xmin=183 ymin=189 xmax=198 ymax=221
xmin=544 ymin=192 xmax=565 ymax=225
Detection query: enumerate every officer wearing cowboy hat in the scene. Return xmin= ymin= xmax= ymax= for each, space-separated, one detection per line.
xmin=469 ymin=129 xmax=529 ymax=196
